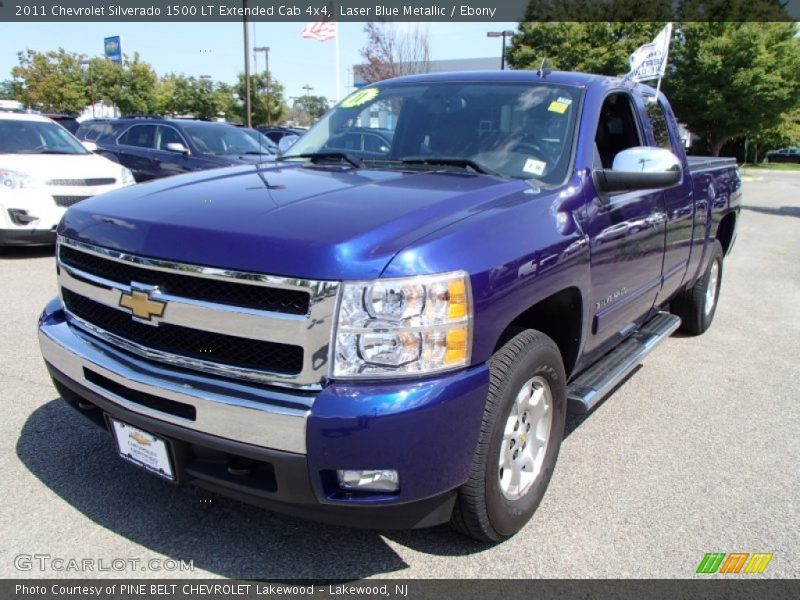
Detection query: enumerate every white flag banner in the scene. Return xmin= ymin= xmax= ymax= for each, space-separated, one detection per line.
xmin=629 ymin=23 xmax=673 ymax=83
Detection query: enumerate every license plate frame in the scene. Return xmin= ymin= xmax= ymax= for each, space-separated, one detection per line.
xmin=108 ymin=418 xmax=175 ymax=481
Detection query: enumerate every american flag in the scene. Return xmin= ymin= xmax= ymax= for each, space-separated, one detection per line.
xmin=301 ymin=20 xmax=336 ymax=42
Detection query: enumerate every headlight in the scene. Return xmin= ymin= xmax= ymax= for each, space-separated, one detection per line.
xmin=0 ymin=169 xmax=37 ymax=190
xmin=120 ymin=167 xmax=136 ymax=186
xmin=333 ymin=271 xmax=472 ymax=378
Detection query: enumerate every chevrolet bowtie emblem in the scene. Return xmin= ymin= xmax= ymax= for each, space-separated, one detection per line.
xmin=119 ymin=288 xmax=166 ymax=322
xmin=130 ymin=433 xmax=152 ymax=446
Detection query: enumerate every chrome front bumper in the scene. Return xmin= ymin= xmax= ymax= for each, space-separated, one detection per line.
xmin=38 ymin=299 xmax=311 ymax=454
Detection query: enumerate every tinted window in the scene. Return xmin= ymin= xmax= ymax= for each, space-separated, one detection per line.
xmin=645 ymin=101 xmax=677 ymax=153
xmin=119 ymin=124 xmax=157 ymax=148
xmin=0 ymin=119 xmax=88 ymax=154
xmin=157 ymin=126 xmax=186 ymax=150
xmin=182 ymin=124 xmax=264 ymax=156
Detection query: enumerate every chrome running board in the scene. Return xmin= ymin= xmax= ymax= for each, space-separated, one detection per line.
xmin=567 ymin=311 xmax=681 ymax=413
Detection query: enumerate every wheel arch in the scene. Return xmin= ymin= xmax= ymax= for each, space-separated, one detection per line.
xmin=493 ymin=287 xmax=583 ymax=379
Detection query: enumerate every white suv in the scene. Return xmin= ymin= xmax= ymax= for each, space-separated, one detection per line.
xmin=0 ymin=111 xmax=135 ymax=246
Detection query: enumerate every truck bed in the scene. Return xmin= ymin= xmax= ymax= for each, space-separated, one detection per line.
xmin=686 ymin=155 xmax=738 ymax=171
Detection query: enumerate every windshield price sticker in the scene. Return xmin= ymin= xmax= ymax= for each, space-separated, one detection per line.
xmin=548 ymin=97 xmax=573 ymax=114
xmin=341 ymin=88 xmax=380 ymax=108
xmin=523 ymin=158 xmax=547 ymax=176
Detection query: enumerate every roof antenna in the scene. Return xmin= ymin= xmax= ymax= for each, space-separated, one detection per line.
xmin=537 ymin=57 xmax=551 ymax=78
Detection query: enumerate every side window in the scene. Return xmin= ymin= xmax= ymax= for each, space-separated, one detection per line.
xmin=157 ymin=126 xmax=186 ymax=150
xmin=645 ymin=101 xmax=677 ymax=153
xmin=595 ymin=93 xmax=643 ymax=169
xmin=118 ymin=124 xmax=157 ymax=148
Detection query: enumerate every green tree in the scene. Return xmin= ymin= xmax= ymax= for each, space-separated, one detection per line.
xmin=508 ymin=21 xmax=800 ymax=156
xmin=666 ymin=22 xmax=800 ymax=155
xmin=0 ymin=80 xmax=18 ymax=100
xmin=90 ymin=53 xmax=158 ymax=115
xmin=11 ymin=48 xmax=88 ymax=114
xmin=508 ymin=22 xmax=661 ymax=76
xmin=293 ymin=94 xmax=329 ymax=120
xmin=235 ymin=72 xmax=286 ymax=126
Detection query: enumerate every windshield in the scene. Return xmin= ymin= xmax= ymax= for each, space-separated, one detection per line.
xmin=183 ymin=124 xmax=268 ymax=156
xmin=287 ymin=81 xmax=581 ymax=183
xmin=0 ymin=119 xmax=89 ymax=155
xmin=241 ymin=128 xmax=278 ymax=153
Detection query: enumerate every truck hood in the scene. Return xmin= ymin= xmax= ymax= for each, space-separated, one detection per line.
xmin=59 ymin=163 xmax=528 ymax=280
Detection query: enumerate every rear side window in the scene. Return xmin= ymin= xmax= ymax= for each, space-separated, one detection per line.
xmin=118 ymin=124 xmax=157 ymax=148
xmin=646 ymin=101 xmax=677 ymax=153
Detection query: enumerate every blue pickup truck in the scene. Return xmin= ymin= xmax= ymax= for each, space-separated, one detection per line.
xmin=38 ymin=70 xmax=740 ymax=542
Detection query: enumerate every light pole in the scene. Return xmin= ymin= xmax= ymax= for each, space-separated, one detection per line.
xmin=80 ymin=60 xmax=95 ymax=118
xmin=254 ymin=46 xmax=270 ymax=125
xmin=487 ymin=30 xmax=515 ymax=71
xmin=243 ymin=0 xmax=252 ymax=127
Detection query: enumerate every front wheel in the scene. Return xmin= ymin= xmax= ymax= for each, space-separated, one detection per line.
xmin=672 ymin=240 xmax=724 ymax=335
xmin=450 ymin=330 xmax=566 ymax=542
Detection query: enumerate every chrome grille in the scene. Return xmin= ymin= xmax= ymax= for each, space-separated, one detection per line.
xmin=48 ymin=178 xmax=117 ymax=186
xmin=56 ymin=236 xmax=340 ymax=387
xmin=53 ymin=195 xmax=91 ymax=207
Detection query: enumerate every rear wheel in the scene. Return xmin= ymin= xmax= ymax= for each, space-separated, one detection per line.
xmin=450 ymin=330 xmax=566 ymax=542
xmin=672 ymin=240 xmax=724 ymax=335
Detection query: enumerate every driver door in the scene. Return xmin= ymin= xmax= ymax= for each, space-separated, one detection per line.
xmin=583 ymin=92 xmax=667 ymax=356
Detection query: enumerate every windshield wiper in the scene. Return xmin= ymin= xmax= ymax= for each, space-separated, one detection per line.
xmin=400 ymin=156 xmax=499 ymax=176
xmin=281 ymin=152 xmax=365 ymax=169
xmin=34 ymin=150 xmax=75 ymax=155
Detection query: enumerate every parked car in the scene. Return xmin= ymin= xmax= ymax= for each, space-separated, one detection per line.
xmin=0 ymin=112 xmax=134 ymax=246
xmin=38 ymin=70 xmax=740 ymax=541
xmin=766 ymin=146 xmax=800 ymax=164
xmin=257 ymin=125 xmax=306 ymax=145
xmin=43 ymin=114 xmax=80 ymax=135
xmin=74 ymin=118 xmax=118 ymax=142
xmin=240 ymin=127 xmax=279 ymax=157
xmin=91 ymin=116 xmax=275 ymax=182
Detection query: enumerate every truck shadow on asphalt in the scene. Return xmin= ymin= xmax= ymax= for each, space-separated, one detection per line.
xmin=16 ymin=399 xmax=493 ymax=579
xmin=742 ymin=204 xmax=800 ymax=219
xmin=0 ymin=245 xmax=55 ymax=259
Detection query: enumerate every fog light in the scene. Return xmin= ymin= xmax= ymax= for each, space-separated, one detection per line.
xmin=337 ymin=469 xmax=399 ymax=493
xmin=8 ymin=208 xmax=38 ymax=226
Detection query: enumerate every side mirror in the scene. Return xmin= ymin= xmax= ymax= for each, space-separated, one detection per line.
xmin=82 ymin=141 xmax=98 ymax=153
xmin=165 ymin=142 xmax=191 ymax=156
xmin=277 ymin=134 xmax=299 ymax=156
xmin=595 ymin=147 xmax=682 ymax=193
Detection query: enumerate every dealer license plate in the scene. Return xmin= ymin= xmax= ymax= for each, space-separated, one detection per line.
xmin=109 ymin=418 xmax=175 ymax=481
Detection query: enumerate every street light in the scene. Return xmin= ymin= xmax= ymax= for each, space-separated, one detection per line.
xmin=487 ymin=30 xmax=515 ymax=71
xmin=80 ymin=60 xmax=95 ymax=118
xmin=254 ymin=46 xmax=270 ymax=125
xmin=242 ymin=0 xmax=252 ymax=127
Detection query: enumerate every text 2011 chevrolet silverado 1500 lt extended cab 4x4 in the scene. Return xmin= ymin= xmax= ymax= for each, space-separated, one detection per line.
xmin=38 ymin=71 xmax=740 ymax=542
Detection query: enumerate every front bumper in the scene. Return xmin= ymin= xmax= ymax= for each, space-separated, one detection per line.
xmin=0 ymin=227 xmax=57 ymax=246
xmin=38 ymin=298 xmax=490 ymax=528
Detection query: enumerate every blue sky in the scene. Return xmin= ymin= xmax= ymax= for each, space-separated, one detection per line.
xmin=0 ymin=21 xmax=518 ymax=102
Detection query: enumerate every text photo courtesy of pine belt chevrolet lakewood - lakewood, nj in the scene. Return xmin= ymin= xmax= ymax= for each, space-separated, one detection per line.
xmin=1 ymin=0 xmax=799 ymax=596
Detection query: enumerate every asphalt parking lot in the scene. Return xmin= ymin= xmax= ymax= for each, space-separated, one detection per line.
xmin=0 ymin=171 xmax=797 ymax=579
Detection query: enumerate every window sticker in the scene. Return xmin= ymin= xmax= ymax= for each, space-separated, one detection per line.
xmin=523 ymin=158 xmax=547 ymax=176
xmin=341 ymin=88 xmax=380 ymax=108
xmin=548 ymin=96 xmax=572 ymax=114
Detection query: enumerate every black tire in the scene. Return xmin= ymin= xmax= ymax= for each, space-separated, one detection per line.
xmin=450 ymin=330 xmax=567 ymax=542
xmin=672 ymin=240 xmax=724 ymax=335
